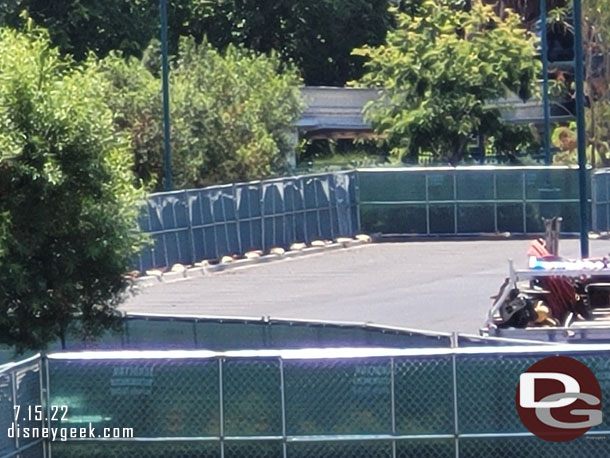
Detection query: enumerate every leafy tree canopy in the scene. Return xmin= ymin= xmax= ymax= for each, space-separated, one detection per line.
xmin=353 ymin=0 xmax=541 ymax=164
xmin=0 ymin=0 xmax=158 ymax=59
xmin=182 ymin=0 xmax=395 ymax=85
xmin=0 ymin=24 xmax=145 ymax=351
xmin=0 ymin=0 xmax=397 ymax=86
xmin=99 ymin=38 xmax=304 ymax=190
xmin=582 ymin=0 xmax=610 ymax=167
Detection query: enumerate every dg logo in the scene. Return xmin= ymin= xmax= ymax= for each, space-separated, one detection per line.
xmin=516 ymin=356 xmax=603 ymax=442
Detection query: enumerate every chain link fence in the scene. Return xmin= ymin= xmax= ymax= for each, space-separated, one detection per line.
xmin=592 ymin=168 xmax=610 ymax=232
xmin=136 ymin=166 xmax=610 ymax=270
xmin=0 ymin=316 xmax=454 ymax=367
xmin=1 ymin=317 xmax=542 ymax=367
xmin=116 ymin=315 xmax=453 ymax=351
xmin=0 ymin=356 xmax=45 ymax=458
xmin=357 ymin=166 xmax=589 ymax=235
xmin=0 ymin=344 xmax=594 ymax=457
xmin=136 ymin=172 xmax=357 ymax=271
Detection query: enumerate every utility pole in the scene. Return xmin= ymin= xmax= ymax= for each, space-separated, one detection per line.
xmin=573 ymin=0 xmax=589 ymax=257
xmin=160 ymin=0 xmax=172 ymax=191
xmin=541 ymin=0 xmax=552 ymax=165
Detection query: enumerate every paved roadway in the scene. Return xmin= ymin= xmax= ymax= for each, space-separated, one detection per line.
xmin=123 ymin=239 xmax=610 ymax=334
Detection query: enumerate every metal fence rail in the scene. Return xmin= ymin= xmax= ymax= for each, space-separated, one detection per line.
xmin=0 ymin=356 xmax=45 ymax=458
xmin=136 ymin=172 xmax=358 ymax=271
xmin=85 ymin=315 xmax=454 ymax=351
xmin=1 ymin=317 xmax=550 ymax=367
xmin=0 ymin=317 xmax=454 ymax=367
xmin=137 ymin=166 xmax=610 ymax=270
xmin=19 ymin=344 xmax=607 ymax=457
xmin=592 ymin=168 xmax=610 ymax=232
xmin=357 ymin=166 xmax=589 ymax=235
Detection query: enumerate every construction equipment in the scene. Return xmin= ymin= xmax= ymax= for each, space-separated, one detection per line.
xmin=483 ymin=238 xmax=610 ymax=341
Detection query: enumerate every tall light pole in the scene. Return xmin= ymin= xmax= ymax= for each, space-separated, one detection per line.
xmin=573 ymin=0 xmax=588 ymax=257
xmin=541 ymin=0 xmax=552 ymax=165
xmin=160 ymin=0 xmax=172 ymax=191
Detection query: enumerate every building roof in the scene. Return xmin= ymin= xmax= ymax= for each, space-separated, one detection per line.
xmin=297 ymin=86 xmax=573 ymax=139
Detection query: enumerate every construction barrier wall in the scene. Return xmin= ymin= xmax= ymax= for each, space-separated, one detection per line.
xmin=136 ymin=172 xmax=358 ymax=271
xmin=0 ymin=356 xmax=45 ymax=458
xmin=357 ymin=166 xmax=589 ymax=236
xmin=138 ymin=166 xmax=598 ymax=270
xmin=2 ymin=344 xmax=610 ymax=457
xmin=592 ymin=168 xmax=610 ymax=232
xmin=0 ymin=316 xmax=455 ymax=367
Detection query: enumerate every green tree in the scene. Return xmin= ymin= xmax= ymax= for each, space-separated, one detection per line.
xmin=583 ymin=0 xmax=610 ymax=167
xmin=95 ymin=52 xmax=164 ymax=186
xmin=0 ymin=25 xmax=145 ymax=351
xmin=182 ymin=0 xmax=396 ymax=86
xmin=171 ymin=38 xmax=303 ymax=186
xmin=99 ymin=38 xmax=303 ymax=189
xmin=0 ymin=0 xmax=157 ymax=59
xmin=0 ymin=0 xmax=397 ymax=86
xmin=353 ymin=0 xmax=541 ymax=164
xmin=542 ymin=1 xmax=610 ymax=167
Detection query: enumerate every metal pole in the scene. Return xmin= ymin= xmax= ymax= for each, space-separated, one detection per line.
xmin=11 ymin=370 xmax=19 ymax=451
xmin=39 ymin=358 xmax=48 ymax=458
xmin=425 ymin=174 xmax=431 ymax=235
xmin=541 ymin=0 xmax=552 ymax=164
xmin=45 ymin=357 xmax=52 ymax=458
xmin=390 ymin=358 xmax=397 ymax=458
xmin=160 ymin=0 xmax=172 ymax=191
xmin=219 ymin=358 xmax=224 ymax=458
xmin=279 ymin=359 xmax=287 ymax=458
xmin=573 ymin=0 xmax=589 ymax=257
xmin=451 ymin=333 xmax=460 ymax=458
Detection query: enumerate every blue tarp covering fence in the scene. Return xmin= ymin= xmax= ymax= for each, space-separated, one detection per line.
xmin=136 ymin=166 xmax=608 ymax=271
xmin=136 ymin=172 xmax=357 ymax=271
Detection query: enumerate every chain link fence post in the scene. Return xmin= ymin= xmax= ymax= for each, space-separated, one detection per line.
xmin=452 ymin=333 xmax=460 ymax=458
xmin=10 ymin=370 xmax=19 ymax=452
xmin=280 ymin=358 xmax=287 ymax=458
xmin=390 ymin=357 xmax=397 ymax=458
xmin=219 ymin=358 xmax=225 ymax=458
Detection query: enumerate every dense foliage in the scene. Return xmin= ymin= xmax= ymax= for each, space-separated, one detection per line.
xmin=0 ymin=26 xmax=145 ymax=350
xmin=543 ymin=0 xmax=610 ymax=167
xmin=583 ymin=0 xmax=610 ymax=167
xmin=99 ymin=39 xmax=303 ymax=190
xmin=0 ymin=0 xmax=396 ymax=86
xmin=353 ymin=0 xmax=541 ymax=164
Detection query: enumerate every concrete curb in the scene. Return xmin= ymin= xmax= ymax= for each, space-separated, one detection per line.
xmin=373 ymin=232 xmax=601 ymax=243
xmin=135 ymin=239 xmax=368 ymax=288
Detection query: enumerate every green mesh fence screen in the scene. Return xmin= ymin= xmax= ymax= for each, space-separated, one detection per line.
xmin=0 ymin=358 xmax=44 ymax=458
xmin=458 ymin=436 xmax=608 ymax=458
xmin=358 ymin=167 xmax=589 ymax=235
xmin=50 ymin=442 xmax=220 ymax=458
xmin=0 ymin=316 xmax=449 ymax=365
xmin=394 ymin=357 xmax=454 ymax=435
xmin=284 ymin=359 xmax=393 ymax=435
xmin=593 ymin=168 xmax=610 ymax=232
xmin=133 ymin=166 xmax=610 ymax=269
xmin=4 ymin=346 xmax=610 ymax=457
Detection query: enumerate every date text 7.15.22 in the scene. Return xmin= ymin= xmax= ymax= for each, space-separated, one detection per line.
xmin=13 ymin=405 xmax=68 ymax=422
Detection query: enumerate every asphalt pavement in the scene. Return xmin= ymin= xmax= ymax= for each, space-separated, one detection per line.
xmin=123 ymin=239 xmax=610 ymax=334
